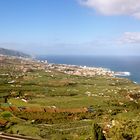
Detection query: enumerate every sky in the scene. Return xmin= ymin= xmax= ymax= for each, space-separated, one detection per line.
xmin=0 ymin=0 xmax=140 ymax=56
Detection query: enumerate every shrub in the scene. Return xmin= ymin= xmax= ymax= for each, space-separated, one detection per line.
xmin=92 ymin=123 xmax=106 ymax=140
xmin=1 ymin=111 xmax=13 ymax=118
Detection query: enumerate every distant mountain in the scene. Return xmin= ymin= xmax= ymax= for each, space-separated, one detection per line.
xmin=0 ymin=48 xmax=30 ymax=58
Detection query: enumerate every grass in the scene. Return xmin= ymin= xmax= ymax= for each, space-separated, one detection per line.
xmin=8 ymin=124 xmax=42 ymax=139
xmin=1 ymin=56 xmax=140 ymax=139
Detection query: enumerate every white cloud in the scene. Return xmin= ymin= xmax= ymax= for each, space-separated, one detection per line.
xmin=119 ymin=32 xmax=140 ymax=44
xmin=79 ymin=0 xmax=140 ymax=18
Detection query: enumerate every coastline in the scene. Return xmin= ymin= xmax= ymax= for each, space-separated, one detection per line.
xmin=0 ymin=54 xmax=133 ymax=83
xmin=40 ymin=59 xmax=132 ymax=80
xmin=37 ymin=55 xmax=140 ymax=82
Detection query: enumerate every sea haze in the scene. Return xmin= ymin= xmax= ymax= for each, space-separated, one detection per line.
xmin=37 ymin=55 xmax=140 ymax=83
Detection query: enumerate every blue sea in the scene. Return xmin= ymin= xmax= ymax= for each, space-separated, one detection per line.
xmin=37 ymin=55 xmax=140 ymax=83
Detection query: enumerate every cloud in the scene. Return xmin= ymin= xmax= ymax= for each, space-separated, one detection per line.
xmin=119 ymin=32 xmax=140 ymax=44
xmin=78 ymin=0 xmax=140 ymax=18
xmin=1 ymin=35 xmax=139 ymax=56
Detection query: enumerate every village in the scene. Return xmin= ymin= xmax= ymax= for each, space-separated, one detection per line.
xmin=0 ymin=55 xmax=115 ymax=77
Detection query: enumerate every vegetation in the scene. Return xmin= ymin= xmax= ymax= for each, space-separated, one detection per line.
xmin=0 ymin=48 xmax=30 ymax=58
xmin=0 ymin=55 xmax=140 ymax=139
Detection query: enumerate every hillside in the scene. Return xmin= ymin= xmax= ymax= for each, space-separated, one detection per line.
xmin=0 ymin=55 xmax=140 ymax=139
xmin=0 ymin=48 xmax=30 ymax=58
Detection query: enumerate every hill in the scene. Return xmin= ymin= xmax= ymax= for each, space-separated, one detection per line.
xmin=0 ymin=48 xmax=30 ymax=58
xmin=0 ymin=55 xmax=140 ymax=139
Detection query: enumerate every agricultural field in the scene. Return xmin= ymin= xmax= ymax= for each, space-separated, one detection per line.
xmin=0 ymin=56 xmax=140 ymax=140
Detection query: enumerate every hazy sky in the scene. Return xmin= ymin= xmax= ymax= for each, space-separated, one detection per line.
xmin=0 ymin=0 xmax=140 ymax=55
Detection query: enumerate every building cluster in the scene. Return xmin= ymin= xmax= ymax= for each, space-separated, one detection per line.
xmin=47 ymin=63 xmax=115 ymax=77
xmin=0 ymin=55 xmax=115 ymax=77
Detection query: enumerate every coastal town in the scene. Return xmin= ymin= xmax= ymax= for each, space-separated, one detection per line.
xmin=0 ymin=54 xmax=123 ymax=78
xmin=1 ymin=54 xmax=132 ymax=82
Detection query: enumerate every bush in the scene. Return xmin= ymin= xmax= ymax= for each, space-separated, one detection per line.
xmin=1 ymin=111 xmax=13 ymax=118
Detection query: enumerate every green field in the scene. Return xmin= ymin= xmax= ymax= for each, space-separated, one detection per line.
xmin=0 ymin=57 xmax=140 ymax=140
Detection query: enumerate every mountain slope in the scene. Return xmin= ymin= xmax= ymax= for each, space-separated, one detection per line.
xmin=0 ymin=48 xmax=30 ymax=58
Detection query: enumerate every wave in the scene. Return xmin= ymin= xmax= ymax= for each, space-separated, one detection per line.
xmin=115 ymin=72 xmax=131 ymax=77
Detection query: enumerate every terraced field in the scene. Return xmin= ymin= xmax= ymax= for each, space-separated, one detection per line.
xmin=0 ymin=56 xmax=140 ymax=140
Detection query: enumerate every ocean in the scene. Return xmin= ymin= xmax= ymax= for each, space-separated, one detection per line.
xmin=37 ymin=55 xmax=140 ymax=83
